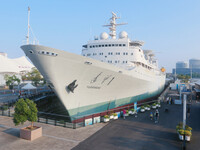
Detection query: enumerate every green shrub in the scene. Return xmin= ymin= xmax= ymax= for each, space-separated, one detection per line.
xmin=152 ymin=103 xmax=156 ymax=106
xmin=179 ymin=129 xmax=185 ymax=135
xmin=140 ymin=106 xmax=145 ymax=109
xmin=185 ymin=125 xmax=192 ymax=131
xmin=130 ymin=108 xmax=134 ymax=111
xmin=113 ymin=113 xmax=117 ymax=116
xmin=185 ymin=130 xmax=192 ymax=136
xmin=104 ymin=115 xmax=109 ymax=119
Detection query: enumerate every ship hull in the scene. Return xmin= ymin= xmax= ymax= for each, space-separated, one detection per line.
xmin=21 ymin=45 xmax=166 ymax=120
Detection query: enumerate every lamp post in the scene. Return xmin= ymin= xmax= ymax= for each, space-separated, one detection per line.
xmin=182 ymin=94 xmax=187 ymax=150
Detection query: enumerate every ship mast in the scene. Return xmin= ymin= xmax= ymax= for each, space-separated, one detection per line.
xmin=26 ymin=7 xmax=30 ymax=44
xmin=103 ymin=12 xmax=127 ymax=39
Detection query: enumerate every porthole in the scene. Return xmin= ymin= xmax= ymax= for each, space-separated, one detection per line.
xmin=29 ymin=50 xmax=33 ymax=54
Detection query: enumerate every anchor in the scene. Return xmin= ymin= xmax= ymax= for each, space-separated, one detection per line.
xmin=67 ymin=80 xmax=78 ymax=93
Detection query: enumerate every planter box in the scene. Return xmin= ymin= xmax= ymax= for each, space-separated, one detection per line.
xmin=132 ymin=111 xmax=136 ymax=115
xmin=20 ymin=126 xmax=42 ymax=141
xmin=104 ymin=118 xmax=110 ymax=122
xmin=147 ymin=107 xmax=150 ymax=111
xmin=109 ymin=115 xmax=114 ymax=119
xmin=125 ymin=113 xmax=129 ymax=117
xmin=128 ymin=111 xmax=133 ymax=115
xmin=145 ymin=107 xmax=148 ymax=110
xmin=113 ymin=116 xmax=118 ymax=120
xmin=152 ymin=106 xmax=157 ymax=109
xmin=185 ymin=135 xmax=191 ymax=141
xmin=140 ymin=109 xmax=145 ymax=112
xmin=179 ymin=134 xmax=183 ymax=140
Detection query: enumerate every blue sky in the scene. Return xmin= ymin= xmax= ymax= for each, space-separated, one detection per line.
xmin=0 ymin=0 xmax=200 ymax=72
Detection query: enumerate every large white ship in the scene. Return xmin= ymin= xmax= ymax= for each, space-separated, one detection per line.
xmin=21 ymin=12 xmax=166 ymax=121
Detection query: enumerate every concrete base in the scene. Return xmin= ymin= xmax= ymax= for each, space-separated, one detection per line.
xmin=20 ymin=126 xmax=42 ymax=141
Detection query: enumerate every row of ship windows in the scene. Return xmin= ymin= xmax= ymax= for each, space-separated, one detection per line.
xmin=38 ymin=51 xmax=58 ymax=56
xmin=89 ymin=44 xmax=126 ymax=48
xmin=29 ymin=50 xmax=58 ymax=56
xmin=107 ymin=60 xmax=128 ymax=63
xmin=83 ymin=52 xmax=134 ymax=56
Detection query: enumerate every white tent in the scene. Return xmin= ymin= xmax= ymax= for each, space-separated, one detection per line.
xmin=22 ymin=83 xmax=37 ymax=90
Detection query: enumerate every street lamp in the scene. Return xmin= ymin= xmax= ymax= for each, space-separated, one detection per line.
xmin=182 ymin=94 xmax=187 ymax=150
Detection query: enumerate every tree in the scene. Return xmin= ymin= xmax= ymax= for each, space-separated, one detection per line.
xmin=22 ymin=67 xmax=43 ymax=86
xmin=177 ymin=74 xmax=190 ymax=83
xmin=4 ymin=74 xmax=21 ymax=89
xmin=13 ymin=98 xmax=38 ymax=129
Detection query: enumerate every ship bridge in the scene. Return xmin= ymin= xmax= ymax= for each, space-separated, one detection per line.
xmin=81 ymin=12 xmax=158 ymax=70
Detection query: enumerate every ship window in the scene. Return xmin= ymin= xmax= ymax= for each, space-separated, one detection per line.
xmin=46 ymin=52 xmax=49 ymax=55
xmin=87 ymin=54 xmax=91 ymax=56
xmin=108 ymin=52 xmax=110 ymax=55
xmin=131 ymin=53 xmax=133 ymax=55
xmin=29 ymin=50 xmax=33 ymax=54
xmin=93 ymin=45 xmax=95 ymax=48
xmin=83 ymin=54 xmax=85 ymax=56
xmin=112 ymin=44 xmax=114 ymax=46
xmin=105 ymin=44 xmax=108 ymax=47
xmin=139 ymin=49 xmax=141 ymax=52
xmin=99 ymin=45 xmax=101 ymax=47
xmin=52 ymin=53 xmax=54 ymax=55
xmin=115 ymin=44 xmax=118 ymax=46
xmin=115 ymin=61 xmax=117 ymax=63
xmin=109 ymin=44 xmax=111 ymax=47
xmin=123 ymin=52 xmax=125 ymax=55
xmin=82 ymin=45 xmax=87 ymax=48
xmin=42 ymin=51 xmax=45 ymax=54
xmin=96 ymin=45 xmax=98 ymax=47
xmin=111 ymin=52 xmax=113 ymax=55
xmin=126 ymin=53 xmax=128 ymax=55
xmin=119 ymin=44 xmax=122 ymax=46
xmin=102 ymin=45 xmax=104 ymax=47
xmin=123 ymin=44 xmax=126 ymax=46
xmin=90 ymin=46 xmax=92 ymax=48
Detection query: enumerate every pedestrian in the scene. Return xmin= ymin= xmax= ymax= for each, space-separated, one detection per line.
xmin=150 ymin=112 xmax=153 ymax=120
xmin=123 ymin=109 xmax=126 ymax=119
xmin=154 ymin=109 xmax=159 ymax=123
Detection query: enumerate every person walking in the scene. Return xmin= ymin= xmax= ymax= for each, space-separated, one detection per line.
xmin=150 ymin=112 xmax=153 ymax=120
xmin=154 ymin=109 xmax=159 ymax=123
xmin=123 ymin=109 xmax=126 ymax=119
xmin=187 ymin=104 xmax=191 ymax=118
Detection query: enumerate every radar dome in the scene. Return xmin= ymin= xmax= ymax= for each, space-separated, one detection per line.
xmin=119 ymin=31 xmax=128 ymax=39
xmin=100 ymin=32 xmax=109 ymax=40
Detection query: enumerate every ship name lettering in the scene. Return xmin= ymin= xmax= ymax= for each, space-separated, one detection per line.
xmin=87 ymin=86 xmax=101 ymax=89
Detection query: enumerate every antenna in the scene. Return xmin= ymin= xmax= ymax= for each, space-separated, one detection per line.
xmin=26 ymin=7 xmax=30 ymax=44
xmin=103 ymin=12 xmax=127 ymax=39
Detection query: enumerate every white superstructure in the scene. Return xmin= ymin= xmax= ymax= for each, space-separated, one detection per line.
xmin=21 ymin=12 xmax=166 ymax=120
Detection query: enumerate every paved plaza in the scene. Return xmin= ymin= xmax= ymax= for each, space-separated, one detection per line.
xmin=0 ymin=116 xmax=105 ymax=150
xmin=73 ymin=101 xmax=200 ymax=150
xmin=0 ymin=99 xmax=200 ymax=150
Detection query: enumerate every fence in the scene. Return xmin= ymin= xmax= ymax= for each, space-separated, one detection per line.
xmin=0 ymin=85 xmax=170 ymax=129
